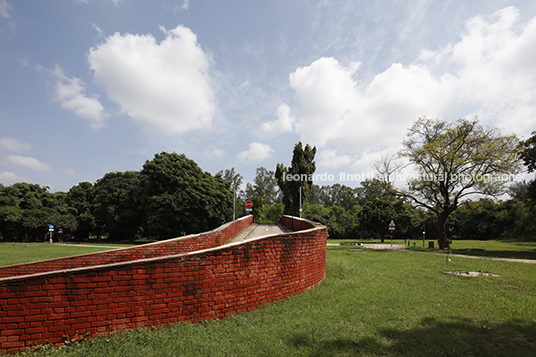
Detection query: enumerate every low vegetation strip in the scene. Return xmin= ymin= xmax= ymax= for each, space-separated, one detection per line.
xmin=12 ymin=248 xmax=536 ymax=357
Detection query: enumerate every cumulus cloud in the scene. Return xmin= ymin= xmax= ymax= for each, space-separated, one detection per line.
xmin=286 ymin=6 xmax=536 ymax=159
xmin=88 ymin=25 xmax=215 ymax=135
xmin=0 ymin=171 xmax=24 ymax=183
xmin=318 ymin=149 xmax=354 ymax=169
xmin=262 ymin=104 xmax=295 ymax=134
xmin=51 ymin=65 xmax=106 ymax=129
xmin=238 ymin=142 xmax=274 ymax=162
xmin=0 ymin=137 xmax=32 ymax=152
xmin=7 ymin=155 xmax=52 ymax=171
xmin=289 ymin=56 xmax=449 ymax=151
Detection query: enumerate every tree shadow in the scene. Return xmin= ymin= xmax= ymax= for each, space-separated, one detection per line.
xmin=450 ymin=249 xmax=536 ymax=261
xmin=288 ymin=317 xmax=536 ymax=356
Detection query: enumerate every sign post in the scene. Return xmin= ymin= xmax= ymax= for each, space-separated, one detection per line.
xmin=422 ymin=224 xmax=426 ymax=247
xmin=388 ymin=219 xmax=396 ymax=247
xmin=48 ymin=224 xmax=54 ymax=244
xmin=245 ymin=200 xmax=253 ymax=212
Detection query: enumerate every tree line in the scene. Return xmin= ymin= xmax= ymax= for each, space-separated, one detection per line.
xmin=274 ymin=121 xmax=536 ymax=244
xmin=1 ymin=118 xmax=535 ymax=244
xmin=0 ymin=152 xmax=234 ymax=242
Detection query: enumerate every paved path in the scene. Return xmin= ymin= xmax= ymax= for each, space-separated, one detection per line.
xmin=229 ymin=224 xmax=285 ymax=243
xmin=327 ymin=242 xmax=536 ymax=264
xmin=327 ymin=243 xmax=405 ymax=250
xmin=363 ymin=243 xmax=406 ymax=250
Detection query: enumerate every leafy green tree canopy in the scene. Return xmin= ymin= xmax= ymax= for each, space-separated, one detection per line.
xmin=244 ymin=167 xmax=279 ymax=205
xmin=520 ymin=131 xmax=536 ymax=173
xmin=275 ymin=142 xmax=316 ymax=216
xmin=378 ymin=117 xmax=521 ymax=249
xmin=519 ymin=131 xmax=536 ymax=201
xmin=217 ymin=167 xmax=243 ymax=193
xmin=93 ymin=171 xmax=143 ymax=241
xmin=141 ymin=152 xmax=233 ymax=238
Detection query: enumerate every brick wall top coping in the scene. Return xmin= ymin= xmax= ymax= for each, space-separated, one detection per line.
xmin=0 ymin=218 xmax=326 ymax=284
xmin=0 ymin=214 xmax=253 ymax=279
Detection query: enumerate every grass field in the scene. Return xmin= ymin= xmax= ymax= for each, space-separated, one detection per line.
xmin=331 ymin=239 xmax=536 ymax=261
xmin=0 ymin=243 xmax=129 ymax=267
xmin=11 ymin=246 xmax=536 ymax=357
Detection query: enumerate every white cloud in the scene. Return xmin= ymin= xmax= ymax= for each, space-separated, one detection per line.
xmin=0 ymin=171 xmax=24 ymax=183
xmin=88 ymin=25 xmax=215 ymax=135
xmin=238 ymin=142 xmax=273 ymax=162
xmin=51 ymin=65 xmax=107 ymax=129
xmin=91 ymin=23 xmax=104 ymax=38
xmin=203 ymin=149 xmax=225 ymax=158
xmin=0 ymin=137 xmax=32 ymax=152
xmin=287 ymin=6 xmax=536 ymax=156
xmin=7 ymin=155 xmax=52 ymax=171
xmin=262 ymin=104 xmax=295 ymax=134
xmin=62 ymin=168 xmax=76 ymax=175
xmin=0 ymin=0 xmax=11 ymax=19
xmin=77 ymin=0 xmax=123 ymax=5
xmin=318 ymin=149 xmax=354 ymax=169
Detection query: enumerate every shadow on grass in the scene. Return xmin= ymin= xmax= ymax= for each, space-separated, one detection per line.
xmin=449 ymin=249 xmax=536 ymax=261
xmin=290 ymin=317 xmax=536 ymax=357
xmin=407 ymin=247 xmax=536 ymax=261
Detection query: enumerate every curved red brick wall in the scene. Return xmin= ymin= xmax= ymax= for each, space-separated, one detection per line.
xmin=0 ymin=215 xmax=254 ymax=279
xmin=279 ymin=215 xmax=316 ymax=231
xmin=0 ymin=215 xmax=327 ymax=354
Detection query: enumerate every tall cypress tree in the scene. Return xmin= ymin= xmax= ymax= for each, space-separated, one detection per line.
xmin=275 ymin=142 xmax=316 ymax=216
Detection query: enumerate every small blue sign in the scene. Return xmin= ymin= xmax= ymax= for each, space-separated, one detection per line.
xmin=49 ymin=224 xmax=54 ymax=230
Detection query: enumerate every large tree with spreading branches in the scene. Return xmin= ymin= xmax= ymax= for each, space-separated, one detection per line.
xmin=376 ymin=117 xmax=521 ymax=249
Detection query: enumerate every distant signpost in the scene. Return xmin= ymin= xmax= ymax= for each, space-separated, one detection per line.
xmin=48 ymin=224 xmax=54 ymax=244
xmin=388 ymin=219 xmax=396 ymax=247
xmin=245 ymin=200 xmax=253 ymax=212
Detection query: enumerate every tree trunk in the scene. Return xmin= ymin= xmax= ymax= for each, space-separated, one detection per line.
xmin=433 ymin=215 xmax=450 ymax=249
xmin=438 ymin=231 xmax=449 ymax=249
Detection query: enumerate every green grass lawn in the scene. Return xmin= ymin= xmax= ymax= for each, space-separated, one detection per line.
xmin=330 ymin=239 xmax=536 ymax=261
xmin=409 ymin=240 xmax=536 ymax=261
xmin=0 ymin=243 xmax=128 ymax=267
xmin=14 ymin=248 xmax=536 ymax=357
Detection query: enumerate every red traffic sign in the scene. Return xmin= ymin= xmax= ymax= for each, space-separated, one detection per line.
xmin=388 ymin=219 xmax=396 ymax=227
xmin=245 ymin=200 xmax=253 ymax=208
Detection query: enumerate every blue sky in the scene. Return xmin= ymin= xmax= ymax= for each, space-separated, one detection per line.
xmin=1 ymin=0 xmax=536 ymax=192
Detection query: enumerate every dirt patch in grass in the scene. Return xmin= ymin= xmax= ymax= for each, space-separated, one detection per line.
xmin=442 ymin=270 xmax=500 ymax=277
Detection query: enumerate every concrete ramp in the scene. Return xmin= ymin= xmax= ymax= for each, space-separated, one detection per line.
xmin=229 ymin=224 xmax=284 ymax=243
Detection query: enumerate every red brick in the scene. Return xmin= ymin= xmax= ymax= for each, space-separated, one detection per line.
xmin=24 ymin=315 xmax=47 ymax=323
xmin=1 ymin=329 xmax=24 ymax=337
xmin=1 ymin=340 xmax=24 ymax=349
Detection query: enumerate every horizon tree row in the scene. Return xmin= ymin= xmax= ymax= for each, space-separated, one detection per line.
xmin=0 ymin=152 xmax=235 ymax=242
